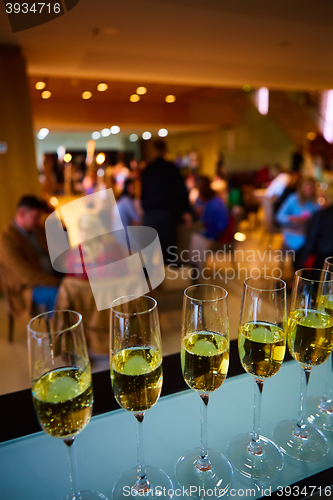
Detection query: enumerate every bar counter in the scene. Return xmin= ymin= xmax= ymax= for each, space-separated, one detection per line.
xmin=0 ymin=340 xmax=332 ymax=499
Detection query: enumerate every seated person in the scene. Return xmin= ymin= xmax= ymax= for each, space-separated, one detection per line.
xmin=190 ymin=177 xmax=229 ymax=274
xmin=61 ymin=212 xmax=134 ymax=356
xmin=116 ymin=178 xmax=142 ymax=227
xmin=298 ymin=183 xmax=333 ymax=269
xmin=82 ymin=167 xmax=98 ymax=195
xmin=66 ymin=212 xmax=128 ymax=280
xmin=0 ymin=196 xmax=61 ymax=317
xmin=276 ymin=177 xmax=320 ymax=253
xmin=196 ymin=176 xmax=229 ymax=241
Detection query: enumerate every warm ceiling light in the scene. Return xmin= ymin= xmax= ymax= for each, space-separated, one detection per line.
xmin=257 ymin=87 xmax=269 ymax=115
xmin=306 ymin=131 xmax=317 ymax=141
xmin=35 ymin=81 xmax=46 ymax=90
xmin=136 ymin=86 xmax=147 ymax=95
xmin=129 ymin=134 xmax=138 ymax=142
xmin=101 ymin=128 xmax=111 ymax=137
xmin=322 ymin=90 xmax=333 ymax=143
xmin=142 ymin=131 xmax=152 ymax=140
xmin=165 ymin=95 xmax=176 ymax=103
xmin=41 ymin=90 xmax=52 ymax=99
xmin=96 ymin=153 xmax=105 ymax=165
xmin=130 ymin=94 xmax=140 ymax=102
xmin=242 ymin=84 xmax=251 ymax=92
xmin=64 ymin=153 xmax=72 ymax=163
xmin=158 ymin=128 xmax=168 ymax=137
xmin=82 ymin=91 xmax=92 ymax=100
xmin=110 ymin=125 xmax=120 ymax=134
xmin=37 ymin=128 xmax=49 ymax=140
xmin=50 ymin=196 xmax=58 ymax=207
xmin=91 ymin=131 xmax=101 ymax=140
xmin=234 ymin=232 xmax=246 ymax=242
xmin=97 ymin=83 xmax=108 ymax=92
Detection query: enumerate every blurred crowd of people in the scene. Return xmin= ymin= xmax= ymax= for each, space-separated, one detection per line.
xmin=1 ymin=140 xmax=333 ymax=356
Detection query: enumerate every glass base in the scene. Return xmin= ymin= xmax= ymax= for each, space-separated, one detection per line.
xmin=175 ymin=447 xmax=233 ymax=498
xmin=307 ymin=396 xmax=333 ymax=432
xmin=227 ymin=433 xmax=283 ymax=480
xmin=65 ymin=491 xmax=108 ymax=500
xmin=273 ymin=419 xmax=329 ymax=462
xmin=112 ymin=465 xmax=174 ymax=499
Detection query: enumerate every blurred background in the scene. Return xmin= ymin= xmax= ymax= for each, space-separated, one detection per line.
xmin=1 ymin=0 xmax=333 ymax=394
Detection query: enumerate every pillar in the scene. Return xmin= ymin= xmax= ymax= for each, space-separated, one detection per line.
xmin=0 ymin=45 xmax=40 ymax=231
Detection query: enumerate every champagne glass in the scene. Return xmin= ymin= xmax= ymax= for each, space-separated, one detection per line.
xmin=307 ymin=257 xmax=333 ymax=432
xmin=273 ymin=268 xmax=333 ymax=461
xmin=227 ymin=277 xmax=287 ymax=480
xmin=175 ymin=284 xmax=232 ymax=498
xmin=28 ymin=310 xmax=107 ymax=500
xmin=110 ymin=295 xmax=173 ymax=499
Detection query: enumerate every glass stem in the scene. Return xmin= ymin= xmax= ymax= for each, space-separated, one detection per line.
xmin=64 ymin=437 xmax=81 ymax=500
xmin=248 ymin=379 xmax=264 ymax=455
xmin=320 ymin=353 xmax=333 ymax=412
xmin=295 ymin=367 xmax=311 ymax=438
xmin=134 ymin=413 xmax=150 ymax=492
xmin=196 ymin=393 xmax=211 ymax=472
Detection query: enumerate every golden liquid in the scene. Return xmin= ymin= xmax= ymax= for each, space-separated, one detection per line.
xmin=32 ymin=368 xmax=93 ymax=439
xmin=288 ymin=309 xmax=333 ymax=367
xmin=181 ymin=331 xmax=229 ymax=393
xmin=111 ymin=347 xmax=163 ymax=412
xmin=317 ymin=295 xmax=333 ymax=317
xmin=238 ymin=322 xmax=286 ymax=380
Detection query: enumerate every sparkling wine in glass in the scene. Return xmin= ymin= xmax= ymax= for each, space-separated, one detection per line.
xmin=28 ymin=310 xmax=107 ymax=500
xmin=307 ymin=256 xmax=333 ymax=432
xmin=273 ymin=268 xmax=333 ymax=461
xmin=227 ymin=276 xmax=287 ymax=480
xmin=110 ymin=295 xmax=173 ymax=499
xmin=175 ymin=284 xmax=232 ymax=498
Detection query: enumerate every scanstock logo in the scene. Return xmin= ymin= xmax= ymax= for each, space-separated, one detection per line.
xmin=45 ymin=189 xmax=165 ymax=309
xmin=3 ymin=0 xmax=80 ymax=33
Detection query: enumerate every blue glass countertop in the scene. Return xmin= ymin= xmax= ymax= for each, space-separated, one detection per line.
xmin=1 ymin=359 xmax=332 ymax=499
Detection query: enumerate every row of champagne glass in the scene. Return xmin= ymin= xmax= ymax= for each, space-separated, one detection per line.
xmin=176 ymin=267 xmax=333 ymax=494
xmin=27 ymin=260 xmax=333 ymax=499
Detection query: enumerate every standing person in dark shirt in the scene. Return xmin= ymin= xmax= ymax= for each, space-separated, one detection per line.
xmin=141 ymin=141 xmax=191 ymax=263
xmin=291 ymin=145 xmax=304 ymax=172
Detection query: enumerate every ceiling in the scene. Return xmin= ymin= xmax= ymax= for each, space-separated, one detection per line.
xmin=1 ymin=0 xmax=333 ymax=90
